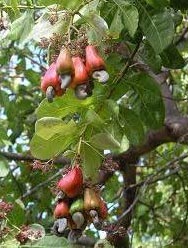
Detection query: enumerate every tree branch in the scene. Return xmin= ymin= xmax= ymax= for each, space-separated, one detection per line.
xmin=121 ymin=165 xmax=136 ymax=228
xmin=0 ymin=150 xmax=71 ymax=165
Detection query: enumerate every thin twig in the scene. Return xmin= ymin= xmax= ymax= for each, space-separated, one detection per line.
xmin=25 ymin=55 xmax=46 ymax=71
xmin=107 ymin=40 xmax=142 ymax=99
xmin=128 ymin=153 xmax=188 ymax=191
xmin=21 ymin=169 xmax=63 ymax=199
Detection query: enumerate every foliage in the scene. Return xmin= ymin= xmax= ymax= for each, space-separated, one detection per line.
xmin=0 ymin=0 xmax=188 ymax=247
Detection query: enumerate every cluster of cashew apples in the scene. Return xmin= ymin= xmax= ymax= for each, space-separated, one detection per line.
xmin=41 ymin=46 xmax=109 ymax=102
xmin=52 ymin=165 xmax=108 ymax=237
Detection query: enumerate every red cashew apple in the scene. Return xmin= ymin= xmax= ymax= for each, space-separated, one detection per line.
xmin=56 ymin=48 xmax=74 ymax=89
xmin=85 ymin=45 xmax=109 ymax=83
xmin=86 ymin=45 xmax=106 ymax=72
xmin=57 ymin=166 xmax=83 ymax=198
xmin=54 ymin=201 xmax=69 ymax=219
xmin=41 ymin=62 xmax=64 ymax=102
xmin=69 ymin=56 xmax=90 ymax=99
xmin=69 ymin=57 xmax=89 ymax=89
xmin=56 ymin=48 xmax=74 ymax=75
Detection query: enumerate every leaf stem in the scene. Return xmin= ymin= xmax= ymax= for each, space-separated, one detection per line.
xmin=107 ymin=40 xmax=142 ymax=99
xmin=67 ymin=15 xmax=74 ymax=44
xmin=77 ymin=136 xmax=82 ymax=156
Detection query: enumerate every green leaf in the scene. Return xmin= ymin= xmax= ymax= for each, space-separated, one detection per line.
xmin=8 ymin=200 xmax=25 ymax=226
xmin=85 ymin=12 xmax=108 ymax=43
xmin=24 ymin=235 xmax=69 ymax=247
xmin=160 ymin=44 xmax=185 ymax=69
xmin=39 ymin=0 xmax=83 ymax=10
xmin=4 ymin=10 xmax=34 ymax=44
xmin=144 ymin=0 xmax=169 ymax=9
xmin=26 ymin=10 xmax=71 ymax=42
xmin=0 ymin=160 xmax=9 ymax=177
xmin=139 ymin=6 xmax=174 ymax=54
xmin=0 ymin=125 xmax=8 ymax=145
xmin=90 ymin=132 xmax=120 ymax=150
xmin=104 ymin=100 xmax=119 ymax=117
xmin=119 ymin=135 xmax=129 ymax=153
xmin=15 ymin=198 xmax=25 ymax=210
xmin=127 ymin=73 xmax=165 ymax=129
xmin=109 ymin=80 xmax=130 ymax=101
xmin=139 ymin=42 xmax=162 ymax=72
xmin=85 ymin=109 xmax=104 ymax=128
xmin=25 ymin=69 xmax=40 ymax=86
xmin=80 ymin=142 xmax=102 ymax=182
xmin=108 ymin=121 xmax=124 ymax=147
xmin=10 ymin=0 xmax=20 ymax=17
xmin=78 ymin=0 xmax=100 ymax=15
xmin=119 ymin=107 xmax=145 ymax=145
xmin=87 ymin=13 xmax=108 ymax=34
xmin=106 ymin=53 xmax=125 ymax=78
xmin=30 ymin=121 xmax=79 ymax=159
xmin=20 ymin=12 xmax=34 ymax=43
xmin=154 ymin=192 xmax=163 ymax=202
xmin=38 ymin=0 xmax=62 ymax=5
xmin=136 ymin=205 xmax=148 ymax=218
xmin=61 ymin=0 xmax=83 ymax=10
xmin=0 ymin=240 xmax=20 ymax=248
xmin=35 ymin=117 xmax=76 ymax=140
xmin=112 ymin=0 xmax=139 ymax=37
xmin=103 ymin=174 xmax=120 ymax=202
xmin=30 ymin=133 xmax=76 ymax=160
xmin=0 ymin=90 xmax=9 ymax=108
xmin=110 ymin=9 xmax=124 ymax=38
xmin=36 ymin=90 xmax=93 ymax=119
